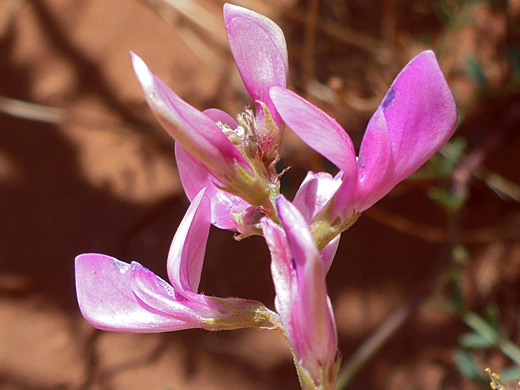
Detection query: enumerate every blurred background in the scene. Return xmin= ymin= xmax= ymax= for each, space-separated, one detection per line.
xmin=1 ymin=0 xmax=520 ymax=389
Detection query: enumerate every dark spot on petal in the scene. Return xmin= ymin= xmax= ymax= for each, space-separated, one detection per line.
xmin=381 ymin=86 xmax=396 ymax=111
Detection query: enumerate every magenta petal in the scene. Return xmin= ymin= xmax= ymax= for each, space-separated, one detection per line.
xmin=261 ymin=218 xmax=294 ymax=324
xmin=175 ymin=142 xmax=212 ymax=202
xmin=275 ymin=196 xmax=337 ymax=378
xmin=270 ymin=86 xmax=358 ymax=182
xmin=204 ymin=108 xmax=238 ymax=129
xmin=293 ymin=171 xmax=342 ymax=223
xmin=167 ymin=189 xmax=210 ymax=294
xmin=131 ymin=52 xmax=247 ymax=173
xmin=224 ymin=4 xmax=288 ymax=126
xmin=75 ymin=254 xmax=200 ymax=332
xmin=175 ymin=143 xmax=247 ymax=230
xmin=320 ymin=235 xmax=340 ymax=274
xmin=379 ymin=50 xmax=457 ymax=181
xmin=354 ymin=108 xmax=394 ymax=211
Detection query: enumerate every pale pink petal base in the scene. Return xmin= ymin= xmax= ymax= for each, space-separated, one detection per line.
xmin=167 ymin=189 xmax=210 ymax=294
xmin=75 ymin=254 xmax=201 ymax=332
xmin=175 ymin=143 xmax=248 ymax=230
xmin=263 ymin=197 xmax=338 ymax=383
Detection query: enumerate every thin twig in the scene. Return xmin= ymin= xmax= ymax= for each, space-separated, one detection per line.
xmin=335 ymin=295 xmax=425 ymax=389
xmin=366 ymin=206 xmax=520 ymax=244
xmin=285 ymin=6 xmax=386 ymax=58
xmin=0 ymin=96 xmax=67 ymax=123
xmin=154 ymin=0 xmax=227 ymax=47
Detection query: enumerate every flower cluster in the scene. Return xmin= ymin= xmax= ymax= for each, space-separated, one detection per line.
xmin=75 ymin=4 xmax=457 ymax=389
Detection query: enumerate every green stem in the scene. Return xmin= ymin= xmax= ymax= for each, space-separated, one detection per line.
xmin=463 ymin=311 xmax=520 ymax=365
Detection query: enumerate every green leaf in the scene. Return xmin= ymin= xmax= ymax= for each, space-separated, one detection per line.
xmin=459 ymin=331 xmax=494 ymax=349
xmin=465 ymin=57 xmax=488 ymax=90
xmin=499 ymin=366 xmax=520 ymax=381
xmin=454 ymin=349 xmax=486 ymax=379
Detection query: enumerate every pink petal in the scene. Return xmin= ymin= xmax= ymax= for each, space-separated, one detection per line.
xmin=204 ymin=108 xmax=238 ymax=129
xmin=270 ymin=86 xmax=358 ymax=183
xmin=329 ymin=174 xmax=358 ymax=222
xmin=75 ymin=254 xmax=202 ymax=332
xmin=261 ymin=218 xmax=294 ymax=326
xmin=263 ymin=215 xmax=338 ymax=374
xmin=275 ymin=196 xmax=337 ymax=378
xmin=167 ymin=189 xmax=210 ymax=294
xmin=293 ymin=171 xmax=342 ymax=223
xmin=354 ymin=108 xmax=394 ymax=211
xmin=378 ymin=50 xmax=457 ymax=182
xmin=320 ymin=235 xmax=340 ymax=274
xmin=224 ymin=4 xmax=288 ymax=126
xmin=131 ymin=52 xmax=247 ymax=175
xmin=175 ymin=143 xmax=248 ymax=230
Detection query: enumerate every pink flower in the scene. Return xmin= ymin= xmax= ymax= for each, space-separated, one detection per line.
xmin=132 ymin=3 xmax=288 ymax=226
xmin=262 ymin=196 xmax=339 ymax=388
xmin=75 ymin=189 xmax=276 ymax=332
xmin=292 ymin=171 xmax=342 ymax=272
xmin=270 ymin=51 xmax=457 ymax=235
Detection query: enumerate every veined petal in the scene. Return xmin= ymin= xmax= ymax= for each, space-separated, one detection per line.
xmin=224 ymin=4 xmax=288 ymax=126
xmin=354 ymin=108 xmax=394 ymax=211
xmin=274 ymin=196 xmax=338 ymax=381
xmin=75 ymin=254 xmax=202 ymax=332
xmin=378 ymin=50 xmax=457 ymax=182
xmin=167 ymin=189 xmax=210 ymax=294
xmin=293 ymin=171 xmax=342 ymax=223
xmin=75 ymin=254 xmax=273 ymax=333
xmin=175 ymin=143 xmax=247 ymax=230
xmin=270 ymin=86 xmax=358 ymax=183
xmin=131 ymin=52 xmax=247 ymax=176
xmin=261 ymin=217 xmax=295 ymax=327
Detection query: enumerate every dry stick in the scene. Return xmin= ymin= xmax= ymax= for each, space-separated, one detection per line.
xmin=285 ymin=6 xmax=384 ymax=57
xmin=382 ymin=0 xmax=396 ymax=50
xmin=302 ymin=0 xmax=319 ymax=98
xmin=336 ymin=207 xmax=460 ymax=389
xmin=154 ymin=0 xmax=228 ymax=47
xmin=335 ymin=293 xmax=426 ymax=389
xmin=0 ymin=96 xmax=67 ymax=124
xmin=366 ymin=206 xmax=520 ymax=245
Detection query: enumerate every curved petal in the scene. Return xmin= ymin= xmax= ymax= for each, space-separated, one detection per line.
xmin=224 ymin=4 xmax=288 ymax=126
xmin=354 ymin=108 xmax=394 ymax=211
xmin=270 ymin=86 xmax=358 ymax=183
xmin=204 ymin=108 xmax=238 ymax=129
xmin=275 ymin=196 xmax=337 ymax=380
xmin=175 ymin=142 xmax=212 ymax=202
xmin=293 ymin=171 xmax=341 ymax=223
xmin=167 ymin=189 xmax=210 ymax=294
xmin=131 ymin=52 xmax=247 ymax=176
xmin=320 ymin=235 xmax=340 ymax=274
xmin=379 ymin=50 xmax=457 ymax=181
xmin=329 ymin=173 xmax=358 ymax=222
xmin=261 ymin=217 xmax=295 ymax=326
xmin=175 ymin=143 xmax=248 ymax=230
xmin=75 ymin=254 xmax=201 ymax=332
